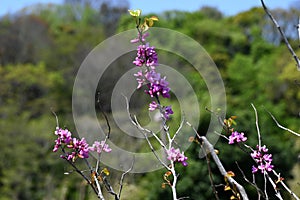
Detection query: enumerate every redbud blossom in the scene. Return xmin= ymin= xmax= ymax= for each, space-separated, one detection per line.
xmin=166 ymin=147 xmax=188 ymax=166
xmin=53 ymin=127 xmax=72 ymax=152
xmin=251 ymin=145 xmax=274 ymax=173
xmin=149 ymin=101 xmax=158 ymax=111
xmin=133 ymin=43 xmax=158 ymax=67
xmin=228 ymin=131 xmax=247 ymax=144
xmin=163 ymin=106 xmax=173 ymax=120
xmin=130 ymin=32 xmax=149 ymax=44
xmin=89 ymin=141 xmax=112 ymax=153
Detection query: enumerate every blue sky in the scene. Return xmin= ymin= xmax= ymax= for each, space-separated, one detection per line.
xmin=0 ymin=0 xmax=297 ymax=16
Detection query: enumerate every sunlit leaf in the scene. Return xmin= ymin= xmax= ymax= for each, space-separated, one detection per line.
xmin=226 ymin=171 xmax=235 ymax=177
xmin=102 ymin=168 xmax=110 ymax=176
xmin=214 ymin=149 xmax=219 ymax=155
xmin=224 ymin=185 xmax=231 ymax=191
xmin=164 ymin=171 xmax=172 ymax=177
xmin=142 ymin=22 xmax=149 ymax=32
xmin=148 ymin=19 xmax=154 ymax=27
xmin=231 ymin=115 xmax=237 ymax=120
xmin=230 ymin=195 xmax=237 ymax=200
xmin=149 ymin=16 xmax=159 ymax=21
xmin=128 ymin=9 xmax=141 ymax=17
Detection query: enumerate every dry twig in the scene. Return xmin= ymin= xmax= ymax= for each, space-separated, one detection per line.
xmin=260 ymin=0 xmax=300 ymax=70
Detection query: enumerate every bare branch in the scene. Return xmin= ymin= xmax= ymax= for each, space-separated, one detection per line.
xmin=95 ymin=92 xmax=112 ymax=173
xmin=64 ymin=157 xmax=99 ymax=196
xmin=96 ymin=92 xmax=111 ymax=138
xmin=236 ymin=161 xmax=264 ymax=199
xmin=202 ymin=145 xmax=220 ymax=200
xmin=261 ymin=0 xmax=300 ymax=71
xmin=171 ymin=116 xmax=186 ymax=146
xmin=102 ymin=176 xmax=118 ymax=199
xmin=93 ymin=174 xmax=105 ymax=200
xmin=133 ymin=116 xmax=171 ymax=170
xmin=265 ymin=109 xmax=300 ymax=137
xmin=251 ymin=103 xmax=262 ymax=148
xmin=123 ymin=94 xmax=170 ymax=170
xmin=200 ymin=137 xmax=249 ymax=200
xmin=265 ymin=172 xmax=283 ymax=200
xmin=186 ymin=121 xmax=249 ymax=199
xmin=51 ymin=108 xmax=59 ymax=128
xmin=117 ymin=158 xmax=135 ymax=199
xmin=272 ymin=170 xmax=300 ymax=200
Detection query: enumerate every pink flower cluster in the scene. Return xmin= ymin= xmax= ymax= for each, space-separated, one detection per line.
xmin=228 ymin=131 xmax=247 ymax=144
xmin=89 ymin=141 xmax=112 ymax=153
xmin=166 ymin=147 xmax=188 ymax=167
xmin=53 ymin=127 xmax=111 ymax=162
xmin=132 ymin=33 xmax=173 ymax=120
xmin=133 ymin=43 xmax=158 ymax=67
xmin=251 ymin=145 xmax=274 ymax=173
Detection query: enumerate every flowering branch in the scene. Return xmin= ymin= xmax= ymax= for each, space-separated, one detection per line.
xmin=128 ymin=9 xmax=191 ymax=200
xmin=201 ymin=136 xmax=249 ymax=199
xmin=186 ymin=121 xmax=249 ymax=200
xmin=235 ymin=161 xmax=265 ymax=199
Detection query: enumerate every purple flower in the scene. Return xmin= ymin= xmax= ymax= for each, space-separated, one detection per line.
xmin=167 ymin=147 xmax=180 ymax=161
xmin=166 ymin=147 xmax=188 ymax=166
xmin=251 ymin=145 xmax=274 ymax=173
xmin=68 ymin=137 xmax=90 ymax=159
xmin=89 ymin=140 xmax=112 ymax=153
xmin=263 ymin=154 xmax=273 ymax=163
xmin=144 ymin=70 xmax=171 ymax=99
xmin=134 ymin=70 xmax=146 ymax=89
xmin=260 ymin=145 xmax=268 ymax=152
xmin=130 ymin=32 xmax=149 ymax=44
xmin=164 ymin=106 xmax=173 ymax=119
xmin=53 ymin=127 xmax=73 ymax=152
xmin=264 ymin=162 xmax=274 ymax=172
xmin=133 ymin=43 xmax=158 ymax=67
xmin=228 ymin=131 xmax=247 ymax=144
xmin=252 ymin=165 xmax=258 ymax=173
xmin=149 ymin=101 xmax=158 ymax=111
xmin=53 ymin=127 xmax=92 ymax=161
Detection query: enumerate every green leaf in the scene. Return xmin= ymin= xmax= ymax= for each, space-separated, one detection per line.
xmin=128 ymin=9 xmax=141 ymax=17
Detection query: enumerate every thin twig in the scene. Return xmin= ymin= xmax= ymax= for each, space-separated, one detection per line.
xmin=97 ymin=92 xmax=111 ymax=138
xmin=251 ymin=103 xmax=262 ymax=148
xmin=265 ymin=109 xmax=300 ymax=137
xmin=95 ymin=92 xmax=112 ymax=173
xmin=102 ymin=176 xmax=118 ymax=199
xmin=265 ymin=172 xmax=283 ymax=200
xmin=235 ymin=161 xmax=264 ymax=199
xmin=260 ymin=0 xmax=300 ymax=70
xmin=171 ymin=116 xmax=186 ymax=146
xmin=123 ymin=94 xmax=170 ymax=170
xmin=51 ymin=109 xmax=59 ymax=128
xmin=202 ymin=145 xmax=220 ymax=200
xmin=93 ymin=175 xmax=105 ymax=200
xmin=117 ymin=158 xmax=135 ymax=199
xmin=64 ymin=157 xmax=99 ymax=196
xmin=272 ymin=170 xmax=300 ymax=200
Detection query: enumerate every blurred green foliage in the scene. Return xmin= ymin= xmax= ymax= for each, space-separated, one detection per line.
xmin=0 ymin=1 xmax=299 ymax=199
